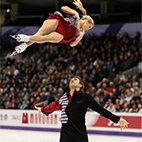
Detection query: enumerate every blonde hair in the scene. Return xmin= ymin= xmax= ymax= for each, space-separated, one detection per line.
xmin=73 ymin=0 xmax=94 ymax=26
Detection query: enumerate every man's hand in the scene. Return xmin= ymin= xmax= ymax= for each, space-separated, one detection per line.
xmin=35 ymin=106 xmax=41 ymax=118
xmin=119 ymin=117 xmax=129 ymax=130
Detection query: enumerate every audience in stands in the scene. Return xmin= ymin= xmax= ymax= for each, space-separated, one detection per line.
xmin=0 ymin=31 xmax=142 ymax=113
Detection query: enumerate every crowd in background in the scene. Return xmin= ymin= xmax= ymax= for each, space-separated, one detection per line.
xmin=0 ymin=31 xmax=142 ymax=113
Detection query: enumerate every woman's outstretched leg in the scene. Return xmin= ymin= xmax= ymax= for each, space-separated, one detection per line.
xmin=12 ymin=41 xmax=34 ymax=56
xmin=26 ymin=41 xmax=34 ymax=47
xmin=15 ymin=41 xmax=34 ymax=52
xmin=11 ymin=31 xmax=63 ymax=56
xmin=29 ymin=32 xmax=63 ymax=43
xmin=10 ymin=19 xmax=62 ymax=56
xmin=11 ymin=19 xmax=59 ymax=43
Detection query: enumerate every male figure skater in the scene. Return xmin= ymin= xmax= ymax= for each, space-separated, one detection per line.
xmin=35 ymin=76 xmax=129 ymax=142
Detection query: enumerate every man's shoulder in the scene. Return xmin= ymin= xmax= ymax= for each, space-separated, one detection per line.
xmin=77 ymin=91 xmax=90 ymax=96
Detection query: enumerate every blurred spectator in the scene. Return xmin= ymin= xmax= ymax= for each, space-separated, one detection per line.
xmin=125 ymin=91 xmax=133 ymax=105
xmin=114 ymin=99 xmax=120 ymax=109
xmin=0 ymin=31 xmax=141 ymax=113
xmin=46 ymin=92 xmax=55 ymax=105
xmin=100 ymin=65 xmax=109 ymax=79
xmin=33 ymin=96 xmax=43 ymax=107
xmin=122 ymin=56 xmax=131 ymax=71
xmin=133 ymin=91 xmax=141 ymax=103
xmin=118 ymin=72 xmax=126 ymax=82
xmin=90 ymin=69 xmax=99 ymax=87
xmin=104 ymin=99 xmax=112 ymax=109
xmin=109 ymin=68 xmax=116 ymax=81
xmin=122 ymin=103 xmax=129 ymax=112
xmin=115 ymin=36 xmax=121 ymax=46
xmin=115 ymin=105 xmax=122 ymax=112
xmin=55 ymin=88 xmax=64 ymax=99
xmin=93 ymin=57 xmax=101 ymax=66
xmin=137 ymin=104 xmax=142 ymax=113
xmin=135 ymin=31 xmax=141 ymax=41
xmin=20 ymin=96 xmax=29 ymax=109
xmin=108 ymin=81 xmax=115 ymax=93
xmin=21 ymin=88 xmax=27 ymax=97
xmin=138 ymin=69 xmax=142 ymax=79
xmin=0 ymin=80 xmax=3 ymax=88
xmin=1 ymin=97 xmax=6 ymax=109
xmin=5 ymin=101 xmax=10 ymax=109
xmin=27 ymin=97 xmax=35 ymax=109
xmin=107 ymin=103 xmax=116 ymax=112
xmin=99 ymin=96 xmax=105 ymax=107
xmin=129 ymin=103 xmax=138 ymax=113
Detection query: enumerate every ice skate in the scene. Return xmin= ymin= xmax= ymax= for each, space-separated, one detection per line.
xmin=10 ymin=42 xmax=28 ymax=56
xmin=10 ymin=34 xmax=30 ymax=42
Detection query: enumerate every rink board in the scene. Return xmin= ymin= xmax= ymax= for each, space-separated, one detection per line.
xmin=0 ymin=110 xmax=142 ymax=137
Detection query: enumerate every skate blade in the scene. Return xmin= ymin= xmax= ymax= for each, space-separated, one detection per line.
xmin=9 ymin=35 xmax=16 ymax=39
xmin=10 ymin=51 xmax=17 ymax=57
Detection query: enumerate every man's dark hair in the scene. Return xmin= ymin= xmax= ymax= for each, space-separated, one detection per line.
xmin=73 ymin=75 xmax=84 ymax=90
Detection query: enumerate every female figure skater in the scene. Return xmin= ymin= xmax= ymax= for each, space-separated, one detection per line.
xmin=35 ymin=76 xmax=129 ymax=142
xmin=10 ymin=0 xmax=94 ymax=56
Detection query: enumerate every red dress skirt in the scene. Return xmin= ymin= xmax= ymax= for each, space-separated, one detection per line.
xmin=46 ymin=13 xmax=77 ymax=44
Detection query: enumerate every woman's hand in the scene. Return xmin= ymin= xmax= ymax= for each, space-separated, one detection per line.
xmin=35 ymin=106 xmax=41 ymax=118
xmin=75 ymin=13 xmax=80 ymax=24
xmin=80 ymin=25 xmax=85 ymax=36
xmin=61 ymin=6 xmax=80 ymax=24
xmin=119 ymin=117 xmax=129 ymax=130
xmin=70 ymin=25 xmax=85 ymax=47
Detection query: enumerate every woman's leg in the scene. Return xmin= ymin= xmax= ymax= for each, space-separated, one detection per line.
xmin=29 ymin=19 xmax=62 ymax=43
xmin=14 ymin=41 xmax=34 ymax=55
xmin=12 ymin=31 xmax=63 ymax=56
xmin=11 ymin=19 xmax=62 ymax=56
xmin=29 ymin=31 xmax=64 ymax=43
xmin=34 ymin=19 xmax=59 ymax=35
xmin=12 ymin=19 xmax=60 ymax=43
xmin=20 ymin=19 xmax=59 ymax=47
xmin=26 ymin=41 xmax=34 ymax=47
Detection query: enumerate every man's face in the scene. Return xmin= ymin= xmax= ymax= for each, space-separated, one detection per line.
xmin=69 ymin=77 xmax=82 ymax=89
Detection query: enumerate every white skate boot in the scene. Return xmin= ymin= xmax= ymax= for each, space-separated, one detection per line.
xmin=10 ymin=42 xmax=28 ymax=56
xmin=10 ymin=34 xmax=30 ymax=42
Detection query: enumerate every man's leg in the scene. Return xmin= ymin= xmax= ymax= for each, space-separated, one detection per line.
xmin=60 ymin=128 xmax=71 ymax=142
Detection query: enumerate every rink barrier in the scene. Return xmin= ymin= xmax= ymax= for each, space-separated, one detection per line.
xmin=0 ymin=110 xmax=142 ymax=137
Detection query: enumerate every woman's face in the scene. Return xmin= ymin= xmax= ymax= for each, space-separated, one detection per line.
xmin=82 ymin=20 xmax=93 ymax=31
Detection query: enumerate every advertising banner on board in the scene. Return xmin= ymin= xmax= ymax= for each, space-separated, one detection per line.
xmin=0 ymin=109 xmax=142 ymax=137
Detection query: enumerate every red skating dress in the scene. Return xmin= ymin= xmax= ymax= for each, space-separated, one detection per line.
xmin=46 ymin=11 xmax=80 ymax=44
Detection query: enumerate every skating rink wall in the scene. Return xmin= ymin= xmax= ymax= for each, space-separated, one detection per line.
xmin=0 ymin=110 xmax=141 ymax=137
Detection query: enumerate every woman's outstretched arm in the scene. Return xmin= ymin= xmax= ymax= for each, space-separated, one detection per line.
xmin=69 ymin=26 xmax=85 ymax=47
xmin=70 ymin=32 xmax=84 ymax=47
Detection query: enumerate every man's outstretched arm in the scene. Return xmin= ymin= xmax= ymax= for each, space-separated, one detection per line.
xmin=87 ymin=94 xmax=129 ymax=130
xmin=35 ymin=98 xmax=62 ymax=118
